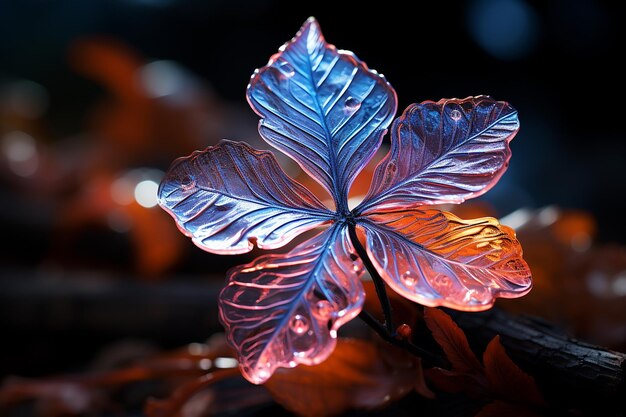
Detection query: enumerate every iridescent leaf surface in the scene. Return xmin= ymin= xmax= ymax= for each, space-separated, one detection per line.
xmin=247 ymin=17 xmax=397 ymax=211
xmin=358 ymin=210 xmax=531 ymax=310
xmin=218 ymin=225 xmax=364 ymax=384
xmin=158 ymin=141 xmax=332 ymax=255
xmin=158 ymin=17 xmax=533 ymax=385
xmin=357 ymin=96 xmax=519 ymax=214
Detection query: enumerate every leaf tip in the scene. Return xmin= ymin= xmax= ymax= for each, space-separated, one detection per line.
xmin=302 ymin=16 xmax=321 ymax=32
xmin=296 ymin=16 xmax=324 ymax=49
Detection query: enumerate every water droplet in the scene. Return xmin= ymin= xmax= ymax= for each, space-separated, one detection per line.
xmin=316 ymin=300 xmax=332 ymax=318
xmin=290 ymin=314 xmax=309 ymax=334
xmin=181 ymin=174 xmax=195 ymax=191
xmin=402 ymin=271 xmax=416 ymax=287
xmin=344 ymin=96 xmax=361 ymax=112
xmin=450 ymin=109 xmax=462 ymax=121
xmin=277 ymin=61 xmax=295 ymax=77
xmin=396 ymin=323 xmax=412 ymax=339
xmin=433 ymin=274 xmax=450 ymax=287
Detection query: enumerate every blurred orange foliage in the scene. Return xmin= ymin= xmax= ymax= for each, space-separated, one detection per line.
xmin=424 ymin=308 xmax=545 ymax=416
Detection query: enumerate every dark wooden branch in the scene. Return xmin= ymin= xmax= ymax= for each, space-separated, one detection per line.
xmin=449 ymin=308 xmax=626 ymax=413
xmin=2 ymin=269 xmax=625 ymax=413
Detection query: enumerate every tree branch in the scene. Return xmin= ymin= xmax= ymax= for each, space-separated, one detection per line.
xmin=2 ymin=270 xmax=625 ymax=412
xmin=448 ymin=308 xmax=626 ymax=413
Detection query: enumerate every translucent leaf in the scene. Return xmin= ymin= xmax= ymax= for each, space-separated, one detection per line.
xmin=218 ymin=225 xmax=364 ymax=384
xmin=247 ymin=17 xmax=397 ymax=211
xmin=358 ymin=209 xmax=532 ymax=311
xmin=357 ymin=96 xmax=518 ymax=214
xmin=158 ymin=141 xmax=333 ymax=255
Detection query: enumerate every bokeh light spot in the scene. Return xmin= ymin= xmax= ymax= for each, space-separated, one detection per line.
xmin=214 ymin=357 xmax=238 ymax=369
xmin=1 ymin=131 xmax=39 ymax=177
xmin=138 ymin=60 xmax=185 ymax=98
xmin=612 ymin=272 xmax=626 ymax=296
xmin=134 ymin=180 xmax=159 ymax=208
xmin=468 ymin=0 xmax=539 ymax=60
xmin=2 ymin=131 xmax=36 ymax=162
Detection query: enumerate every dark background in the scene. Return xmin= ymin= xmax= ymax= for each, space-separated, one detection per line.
xmin=1 ymin=0 xmax=625 ymax=382
xmin=1 ymin=0 xmax=624 ymax=241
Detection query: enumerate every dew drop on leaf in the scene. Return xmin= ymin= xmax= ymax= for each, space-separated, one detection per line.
xmin=181 ymin=174 xmax=195 ymax=191
xmin=344 ymin=96 xmax=361 ymax=113
xmin=258 ymin=369 xmax=269 ymax=380
xmin=402 ymin=271 xmax=417 ymax=287
xmin=450 ymin=109 xmax=462 ymax=121
xmin=316 ymin=300 xmax=332 ymax=318
xmin=433 ymin=274 xmax=451 ymax=288
xmin=290 ymin=314 xmax=309 ymax=334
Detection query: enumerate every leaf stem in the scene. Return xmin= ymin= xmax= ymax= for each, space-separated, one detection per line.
xmin=347 ymin=222 xmax=394 ymax=334
xmin=358 ymin=309 xmax=442 ymax=367
xmin=347 ymin=222 xmax=443 ymax=367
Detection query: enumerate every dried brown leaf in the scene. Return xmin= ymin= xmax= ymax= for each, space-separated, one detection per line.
xmin=424 ymin=307 xmax=483 ymax=374
xmin=483 ymin=336 xmax=545 ymax=406
xmin=265 ymin=339 xmax=424 ymax=417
